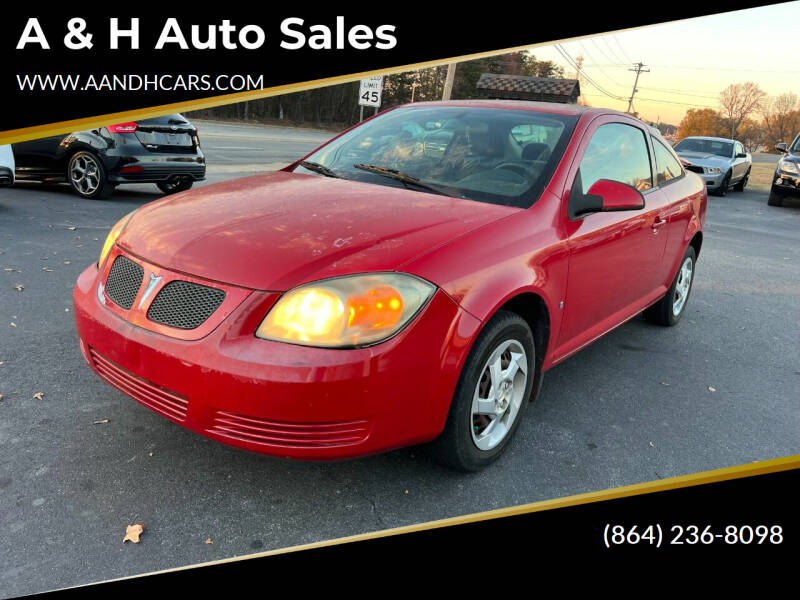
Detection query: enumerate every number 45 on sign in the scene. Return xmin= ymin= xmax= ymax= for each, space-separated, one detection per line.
xmin=359 ymin=76 xmax=384 ymax=108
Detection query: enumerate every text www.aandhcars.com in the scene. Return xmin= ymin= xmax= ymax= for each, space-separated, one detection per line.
xmin=16 ymin=73 xmax=265 ymax=92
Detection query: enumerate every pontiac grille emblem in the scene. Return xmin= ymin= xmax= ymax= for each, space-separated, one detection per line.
xmin=138 ymin=272 xmax=163 ymax=308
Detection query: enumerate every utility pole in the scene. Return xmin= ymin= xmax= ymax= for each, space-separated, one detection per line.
xmin=574 ymin=55 xmax=584 ymax=104
xmin=442 ymin=63 xmax=456 ymax=101
xmin=626 ymin=62 xmax=649 ymax=114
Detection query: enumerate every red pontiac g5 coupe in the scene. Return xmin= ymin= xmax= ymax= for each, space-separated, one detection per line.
xmin=73 ymin=101 xmax=706 ymax=471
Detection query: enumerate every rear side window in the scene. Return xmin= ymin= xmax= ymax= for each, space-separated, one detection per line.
xmin=577 ymin=123 xmax=653 ymax=194
xmin=653 ymin=138 xmax=683 ymax=185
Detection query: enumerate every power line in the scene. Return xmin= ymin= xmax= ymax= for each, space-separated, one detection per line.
xmin=611 ymin=35 xmax=634 ymax=65
xmin=555 ymin=44 xmax=627 ymax=101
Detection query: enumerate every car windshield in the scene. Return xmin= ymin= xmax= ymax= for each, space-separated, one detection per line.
xmin=791 ymin=134 xmax=800 ymax=152
xmin=294 ymin=106 xmax=578 ymax=208
xmin=674 ymin=138 xmax=733 ymax=158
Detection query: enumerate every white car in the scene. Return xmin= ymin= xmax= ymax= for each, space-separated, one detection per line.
xmin=0 ymin=145 xmax=14 ymax=186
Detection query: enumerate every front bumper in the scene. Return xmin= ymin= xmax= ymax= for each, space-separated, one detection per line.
xmin=698 ymin=171 xmax=725 ymax=189
xmin=73 ymin=262 xmax=481 ymax=460
xmin=771 ymin=169 xmax=800 ymax=198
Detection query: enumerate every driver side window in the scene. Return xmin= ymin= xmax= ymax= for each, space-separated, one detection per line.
xmin=577 ymin=123 xmax=653 ymax=194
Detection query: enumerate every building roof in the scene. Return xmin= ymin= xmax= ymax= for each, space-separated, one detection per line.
xmin=476 ymin=73 xmax=580 ymax=98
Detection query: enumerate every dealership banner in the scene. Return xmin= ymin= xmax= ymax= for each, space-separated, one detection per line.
xmin=55 ymin=458 xmax=800 ymax=593
xmin=0 ymin=2 xmax=780 ymax=140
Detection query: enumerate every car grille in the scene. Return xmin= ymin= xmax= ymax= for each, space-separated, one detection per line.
xmin=89 ymin=348 xmax=189 ymax=422
xmin=146 ymin=280 xmax=226 ymax=330
xmin=685 ymin=165 xmax=704 ymax=174
xmin=207 ymin=411 xmax=371 ymax=448
xmin=105 ymin=255 xmax=144 ymax=309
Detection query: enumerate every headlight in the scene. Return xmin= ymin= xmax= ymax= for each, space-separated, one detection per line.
xmin=98 ymin=211 xmax=136 ymax=266
xmin=778 ymin=159 xmax=799 ymax=174
xmin=256 ymin=273 xmax=435 ymax=348
xmin=703 ymin=167 xmax=721 ymax=174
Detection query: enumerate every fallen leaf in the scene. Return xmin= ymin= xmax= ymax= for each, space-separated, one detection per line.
xmin=63 ymin=261 xmax=70 ymax=265
xmin=0 ymin=394 xmax=4 ymax=401
xmin=205 ymin=538 xmax=213 ymax=544
xmin=68 ymin=226 xmax=76 ymax=231
xmin=660 ymin=381 xmax=670 ymax=386
xmin=148 ymin=452 xmax=154 ymax=457
xmin=708 ymin=386 xmax=717 ymax=392
xmin=123 ymin=523 xmax=145 ymax=544
xmin=3 ymin=267 xmax=18 ymax=272
xmin=648 ymin=441 xmax=655 ymax=448
xmin=33 ymin=392 xmax=44 ymax=400
xmin=14 ymin=285 xmax=24 ymax=292
xmin=93 ymin=419 xmax=109 ymax=424
xmin=9 ymin=322 xmax=16 ymax=328
xmin=42 ymin=268 xmax=53 ymax=272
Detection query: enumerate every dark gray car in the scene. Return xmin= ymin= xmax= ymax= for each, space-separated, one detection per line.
xmin=673 ymin=136 xmax=751 ymax=196
xmin=769 ymin=133 xmax=800 ymax=206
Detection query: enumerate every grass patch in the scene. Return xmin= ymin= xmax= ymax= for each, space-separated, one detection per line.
xmin=748 ymin=163 xmax=775 ymax=192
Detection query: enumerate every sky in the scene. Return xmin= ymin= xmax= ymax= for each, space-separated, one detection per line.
xmin=528 ymin=1 xmax=800 ymax=126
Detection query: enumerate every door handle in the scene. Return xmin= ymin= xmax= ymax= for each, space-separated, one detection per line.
xmin=651 ymin=218 xmax=667 ymax=233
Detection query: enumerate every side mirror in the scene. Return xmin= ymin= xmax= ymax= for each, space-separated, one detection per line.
xmin=736 ymin=152 xmax=747 ymax=158
xmin=776 ymin=142 xmax=788 ymax=153
xmin=570 ymin=179 xmax=645 ymax=218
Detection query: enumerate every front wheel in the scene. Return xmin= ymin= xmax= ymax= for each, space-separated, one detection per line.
xmin=157 ymin=180 xmax=193 ymax=195
xmin=767 ymin=190 xmax=784 ymax=207
xmin=429 ymin=310 xmax=535 ymax=471
xmin=644 ymin=246 xmax=697 ymax=326
xmin=68 ymin=151 xmax=115 ymax=199
xmin=715 ymin=171 xmax=731 ymax=196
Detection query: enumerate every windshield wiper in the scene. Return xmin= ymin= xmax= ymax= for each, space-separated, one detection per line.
xmin=353 ymin=164 xmax=462 ymax=198
xmin=299 ymin=160 xmax=341 ymax=178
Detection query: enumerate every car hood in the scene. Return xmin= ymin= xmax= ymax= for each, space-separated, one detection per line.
xmin=117 ymin=171 xmax=518 ymax=291
xmin=676 ymin=151 xmax=731 ymax=166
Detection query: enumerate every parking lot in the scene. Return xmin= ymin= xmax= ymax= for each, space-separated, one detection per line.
xmin=1 ymin=122 xmax=798 ymax=596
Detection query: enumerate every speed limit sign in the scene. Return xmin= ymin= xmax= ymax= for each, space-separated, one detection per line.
xmin=358 ymin=76 xmax=384 ymax=107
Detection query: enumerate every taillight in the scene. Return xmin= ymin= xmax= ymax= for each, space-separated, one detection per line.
xmin=108 ymin=122 xmax=138 ymax=134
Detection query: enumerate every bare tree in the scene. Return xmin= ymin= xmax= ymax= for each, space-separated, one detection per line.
xmin=761 ymin=92 xmax=800 ymax=146
xmin=719 ymin=82 xmax=766 ymax=138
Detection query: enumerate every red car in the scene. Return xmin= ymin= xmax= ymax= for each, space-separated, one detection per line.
xmin=73 ymin=100 xmax=706 ymax=471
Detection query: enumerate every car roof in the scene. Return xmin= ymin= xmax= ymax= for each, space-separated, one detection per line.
xmin=398 ymin=99 xmax=615 ymax=118
xmin=679 ymin=136 xmax=736 ymax=143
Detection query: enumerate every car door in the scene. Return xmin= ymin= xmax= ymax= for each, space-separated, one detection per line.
xmin=11 ymin=135 xmax=66 ymax=178
xmin=732 ymin=142 xmax=747 ymax=181
xmin=553 ymin=117 xmax=670 ymax=360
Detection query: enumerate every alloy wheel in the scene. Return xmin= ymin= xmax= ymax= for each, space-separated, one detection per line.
xmin=471 ymin=339 xmax=528 ymax=451
xmin=672 ymin=256 xmax=693 ymax=316
xmin=70 ymin=153 xmax=101 ymax=196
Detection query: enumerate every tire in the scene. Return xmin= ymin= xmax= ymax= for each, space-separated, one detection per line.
xmin=715 ymin=171 xmax=731 ymax=196
xmin=67 ymin=151 xmax=115 ymax=199
xmin=733 ymin=168 xmax=749 ymax=191
xmin=644 ymin=246 xmax=697 ymax=327
xmin=767 ymin=190 xmax=784 ymax=207
xmin=157 ymin=180 xmax=193 ymax=195
xmin=429 ymin=310 xmax=535 ymax=471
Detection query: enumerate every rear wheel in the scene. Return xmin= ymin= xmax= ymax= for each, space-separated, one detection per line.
xmin=157 ymin=180 xmax=193 ymax=195
xmin=644 ymin=246 xmax=696 ymax=327
xmin=430 ymin=310 xmax=535 ymax=471
xmin=68 ymin=151 xmax=115 ymax=199
xmin=767 ymin=190 xmax=785 ymax=206
xmin=733 ymin=168 xmax=749 ymax=191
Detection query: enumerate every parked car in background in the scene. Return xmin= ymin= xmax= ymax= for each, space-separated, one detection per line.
xmin=74 ymin=101 xmax=706 ymax=471
xmin=673 ymin=136 xmax=751 ymax=196
xmin=0 ymin=144 xmax=14 ymax=186
xmin=12 ymin=114 xmax=205 ymax=199
xmin=769 ymin=133 xmax=800 ymax=206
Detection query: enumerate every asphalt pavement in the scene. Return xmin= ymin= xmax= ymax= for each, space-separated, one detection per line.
xmin=0 ymin=124 xmax=798 ymax=596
